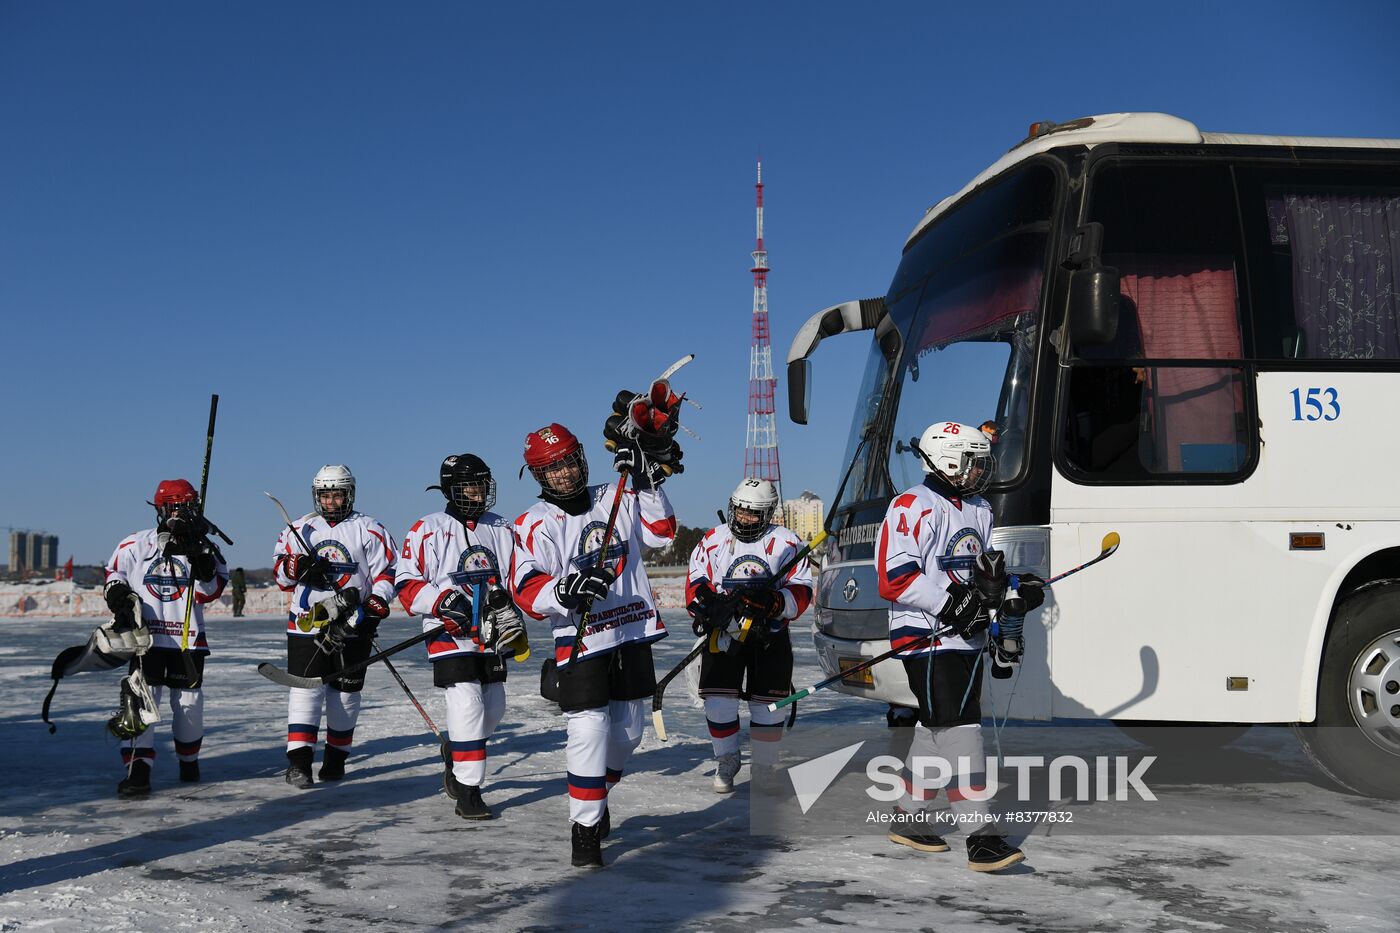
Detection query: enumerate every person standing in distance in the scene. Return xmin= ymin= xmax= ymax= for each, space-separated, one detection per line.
xmin=273 ymin=465 xmax=397 ymax=788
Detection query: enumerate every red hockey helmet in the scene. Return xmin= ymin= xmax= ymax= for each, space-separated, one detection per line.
xmin=154 ymin=479 xmax=198 ymax=508
xmin=524 ymin=423 xmax=588 ymax=497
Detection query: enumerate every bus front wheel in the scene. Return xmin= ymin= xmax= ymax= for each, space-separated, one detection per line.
xmin=1295 ymin=581 xmax=1400 ymax=799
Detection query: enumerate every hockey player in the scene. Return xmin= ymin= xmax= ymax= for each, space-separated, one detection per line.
xmin=102 ymin=479 xmax=228 ymax=796
xmin=686 ymin=478 xmax=813 ymax=793
xmin=396 ymin=454 xmax=527 ymax=820
xmin=273 ymin=465 xmax=397 ymax=788
xmin=512 ymin=420 xmax=677 ymax=868
xmin=875 ymin=421 xmax=1043 ymax=873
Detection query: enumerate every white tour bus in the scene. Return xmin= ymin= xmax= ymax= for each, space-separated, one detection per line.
xmin=787 ymin=113 xmax=1400 ymax=797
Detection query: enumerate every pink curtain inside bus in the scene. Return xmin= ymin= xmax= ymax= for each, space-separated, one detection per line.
xmin=1110 ymin=254 xmax=1245 ymax=473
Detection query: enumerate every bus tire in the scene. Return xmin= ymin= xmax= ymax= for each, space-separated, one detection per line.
xmin=1294 ymin=581 xmax=1400 ymax=799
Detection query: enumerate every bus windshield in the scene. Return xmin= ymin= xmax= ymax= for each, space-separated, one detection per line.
xmin=838 ymin=163 xmax=1056 ymax=511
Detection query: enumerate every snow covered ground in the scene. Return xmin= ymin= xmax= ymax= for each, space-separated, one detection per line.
xmin=4 ymin=614 xmax=1399 ymax=932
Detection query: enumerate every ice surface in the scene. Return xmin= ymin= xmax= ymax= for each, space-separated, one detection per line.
xmin=3 ymin=615 xmax=1398 ymax=932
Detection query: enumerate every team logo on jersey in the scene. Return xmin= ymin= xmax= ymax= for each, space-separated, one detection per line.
xmin=143 ymin=556 xmax=188 ymax=602
xmin=935 ymin=527 xmax=984 ymax=583
xmin=721 ymin=554 xmax=773 ymax=592
xmin=449 ymin=544 xmax=500 ymax=587
xmin=573 ymin=520 xmax=628 ymax=572
xmin=313 ymin=539 xmax=358 ymax=588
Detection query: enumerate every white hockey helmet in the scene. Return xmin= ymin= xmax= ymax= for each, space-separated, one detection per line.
xmin=312 ymin=464 xmax=356 ymax=522
xmin=914 ymin=422 xmax=996 ymax=494
xmin=728 ymin=477 xmax=780 ymax=543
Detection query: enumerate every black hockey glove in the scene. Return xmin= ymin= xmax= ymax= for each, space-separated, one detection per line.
xmin=104 ymin=580 xmax=135 ymax=614
xmin=687 ymin=581 xmax=729 ymax=636
xmin=937 ymin=581 xmax=989 ymax=639
xmin=435 ymin=590 xmax=474 ymax=638
xmin=554 ymin=565 xmax=617 ymax=610
xmin=1002 ymin=573 xmax=1046 ymax=617
xmin=286 ymin=553 xmax=336 ymax=589
xmin=736 ymin=586 xmax=786 ymax=623
xmin=612 ymin=443 xmax=669 ymax=490
xmin=187 ymin=540 xmax=222 ymax=583
xmin=972 ymin=549 xmax=1008 ymax=609
xmin=360 ymin=593 xmax=390 ymax=639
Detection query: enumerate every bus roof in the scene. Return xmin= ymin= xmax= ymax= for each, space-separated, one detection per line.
xmin=907 ymin=112 xmax=1400 ymax=246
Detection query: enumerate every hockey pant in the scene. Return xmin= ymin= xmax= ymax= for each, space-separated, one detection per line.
xmin=287 ymin=686 xmax=361 ymax=755
xmin=122 ymin=686 xmax=204 ymax=769
xmin=564 ymin=699 xmax=645 ymax=827
xmin=445 ymin=681 xmax=506 ymax=788
xmin=897 ymin=722 xmax=995 ymax=830
xmin=703 ymin=697 xmax=785 ymax=766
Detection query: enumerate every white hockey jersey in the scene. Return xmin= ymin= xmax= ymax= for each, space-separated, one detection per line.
xmin=396 ymin=510 xmax=517 ymax=660
xmin=274 ymin=511 xmax=398 ymax=636
xmin=105 ymin=529 xmax=229 ymax=652
xmin=512 ymin=482 xmax=675 ymax=667
xmin=876 ymin=481 xmax=994 ymax=656
xmin=686 ymin=524 xmax=815 ymax=634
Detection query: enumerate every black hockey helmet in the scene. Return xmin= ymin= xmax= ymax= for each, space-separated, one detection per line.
xmin=428 ymin=454 xmax=496 ymax=520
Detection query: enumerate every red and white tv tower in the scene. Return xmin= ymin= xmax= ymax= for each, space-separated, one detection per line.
xmin=744 ymin=161 xmax=783 ymax=509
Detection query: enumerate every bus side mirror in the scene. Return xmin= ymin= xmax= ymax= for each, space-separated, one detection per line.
xmin=788 ymin=358 xmax=812 ymax=425
xmin=1067 ymin=266 xmax=1121 ymax=347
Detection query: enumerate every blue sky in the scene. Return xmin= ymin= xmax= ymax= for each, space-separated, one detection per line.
xmin=3 ymin=1 xmax=1398 ymax=565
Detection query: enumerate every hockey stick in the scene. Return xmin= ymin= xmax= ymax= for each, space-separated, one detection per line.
xmin=565 ymin=471 xmax=629 ymax=664
xmin=179 ymin=394 xmax=219 ymax=687
xmin=651 ymin=528 xmax=827 ymax=741
xmin=258 ymin=625 xmax=445 ymax=689
xmin=765 ymin=532 xmax=1122 ymax=712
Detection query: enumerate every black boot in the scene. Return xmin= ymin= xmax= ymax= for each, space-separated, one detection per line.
xmin=117 ymin=760 xmax=152 ymax=798
xmin=599 ymin=804 xmax=610 ymax=840
xmin=967 ymin=834 xmax=1024 ymax=872
xmin=319 ymin=745 xmax=349 ymax=782
xmin=571 ymin=821 xmax=604 ymax=868
xmin=179 ymin=760 xmax=201 ymax=783
xmin=454 ymin=785 xmax=493 ymax=820
xmin=285 ymin=747 xmax=315 ymax=789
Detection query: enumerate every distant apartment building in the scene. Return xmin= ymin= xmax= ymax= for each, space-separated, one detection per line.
xmin=8 ymin=530 xmax=58 ymax=575
xmin=782 ymin=491 xmax=824 ymax=542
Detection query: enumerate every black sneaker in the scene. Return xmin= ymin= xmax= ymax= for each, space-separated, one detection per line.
xmin=571 ymin=821 xmax=604 ymax=868
xmin=285 ymin=747 xmax=315 ymax=789
xmin=444 ymin=768 xmax=463 ymax=800
xmin=179 ymin=760 xmax=201 ymax=783
xmin=888 ymin=828 xmax=950 ymax=852
xmin=455 ymin=786 xmax=493 ymax=821
xmin=319 ymin=745 xmax=348 ymax=782
xmin=117 ymin=760 xmax=152 ymax=798
xmin=967 ymin=834 xmax=1024 ymax=872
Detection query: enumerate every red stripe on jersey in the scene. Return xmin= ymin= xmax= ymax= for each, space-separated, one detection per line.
xmin=877 ymin=525 xmax=921 ymax=601
xmin=787 ymin=583 xmax=813 ymax=617
xmin=643 ymin=514 xmax=676 ymax=540
xmin=196 ymin=577 xmax=227 ymax=603
xmin=398 ymin=580 xmax=427 ymax=614
xmin=417 ymin=531 xmax=434 ymax=577
xmin=517 ymin=571 xmax=552 ymax=620
xmin=911 ymin=509 xmax=932 ymax=545
xmin=894 ymin=493 xmax=918 ymax=509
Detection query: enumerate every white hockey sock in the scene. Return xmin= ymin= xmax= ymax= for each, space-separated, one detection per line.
xmin=704 ymin=696 xmax=742 ymax=759
xmin=287 ymin=685 xmax=326 ymax=751
xmin=565 ymin=707 xmax=609 ymax=827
